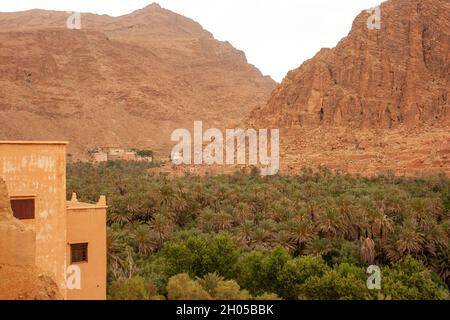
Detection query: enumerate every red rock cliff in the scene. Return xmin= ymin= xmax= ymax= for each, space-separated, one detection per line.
xmin=251 ymin=0 xmax=449 ymax=129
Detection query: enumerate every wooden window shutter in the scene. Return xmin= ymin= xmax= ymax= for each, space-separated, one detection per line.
xmin=10 ymin=198 xmax=35 ymax=220
xmin=71 ymin=243 xmax=88 ymax=263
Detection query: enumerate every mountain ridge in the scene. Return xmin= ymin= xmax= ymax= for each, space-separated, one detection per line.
xmin=0 ymin=3 xmax=275 ymax=158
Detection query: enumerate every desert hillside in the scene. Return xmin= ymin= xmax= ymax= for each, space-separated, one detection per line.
xmin=0 ymin=3 xmax=275 ymax=158
xmin=249 ymin=0 xmax=449 ymax=176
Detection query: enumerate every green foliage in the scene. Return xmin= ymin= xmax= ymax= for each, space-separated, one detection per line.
xmin=233 ymin=248 xmax=290 ymax=296
xmin=157 ymin=242 xmax=196 ymax=276
xmin=157 ymin=233 xmax=240 ymax=279
xmin=233 ymin=251 xmax=267 ymax=295
xmin=278 ymin=256 xmax=329 ymax=299
xmin=263 ymin=247 xmax=292 ymax=294
xmin=254 ymin=293 xmax=282 ymax=300
xmin=381 ymin=256 xmax=449 ymax=300
xmin=324 ymin=240 xmax=360 ymax=266
xmin=108 ymin=276 xmax=149 ymax=300
xmin=67 ymin=163 xmax=450 ymax=300
xmin=196 ymin=273 xmax=225 ymax=296
xmin=167 ymin=273 xmax=252 ymax=300
xmin=297 ymin=263 xmax=370 ymax=300
xmin=167 ymin=274 xmax=211 ymax=300
xmin=214 ymin=280 xmax=251 ymax=300
xmin=136 ymin=149 xmax=154 ymax=158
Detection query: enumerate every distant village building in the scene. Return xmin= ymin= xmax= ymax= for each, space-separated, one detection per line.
xmin=123 ymin=152 xmax=137 ymax=162
xmin=137 ymin=155 xmax=153 ymax=162
xmin=101 ymin=147 xmax=125 ymax=161
xmin=92 ymin=147 xmax=153 ymax=163
xmin=104 ymin=147 xmax=125 ymax=157
xmin=0 ymin=141 xmax=107 ymax=300
xmin=93 ymin=151 xmax=108 ymax=163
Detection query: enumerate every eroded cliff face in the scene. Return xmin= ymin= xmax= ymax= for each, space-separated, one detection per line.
xmin=248 ymin=0 xmax=449 ymax=176
xmin=251 ymin=0 xmax=449 ymax=129
xmin=0 ymin=178 xmax=62 ymax=300
xmin=0 ymin=4 xmax=275 ymax=158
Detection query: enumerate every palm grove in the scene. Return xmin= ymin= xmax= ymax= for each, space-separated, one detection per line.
xmin=67 ymin=161 xmax=450 ymax=300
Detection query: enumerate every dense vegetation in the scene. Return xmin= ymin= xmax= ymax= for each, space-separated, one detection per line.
xmin=67 ymin=161 xmax=450 ymax=300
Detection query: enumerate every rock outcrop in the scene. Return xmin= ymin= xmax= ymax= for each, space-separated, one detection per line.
xmin=249 ymin=0 xmax=449 ymax=176
xmin=0 ymin=264 xmax=62 ymax=300
xmin=0 ymin=178 xmax=62 ymax=300
xmin=251 ymin=0 xmax=449 ymax=129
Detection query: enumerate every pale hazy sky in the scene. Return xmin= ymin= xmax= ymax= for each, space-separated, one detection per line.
xmin=0 ymin=0 xmax=383 ymax=82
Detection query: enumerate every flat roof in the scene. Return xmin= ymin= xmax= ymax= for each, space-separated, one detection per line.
xmin=66 ymin=201 xmax=107 ymax=210
xmin=0 ymin=141 xmax=69 ymax=145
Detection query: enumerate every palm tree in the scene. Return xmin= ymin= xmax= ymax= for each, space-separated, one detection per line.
xmin=274 ymin=229 xmax=296 ymax=252
xmin=107 ymin=229 xmax=125 ymax=281
xmin=411 ymin=197 xmax=442 ymax=232
xmin=108 ymin=210 xmax=132 ymax=225
xmin=342 ymin=204 xmax=369 ymax=241
xmin=383 ymin=219 xmax=425 ymax=262
xmin=237 ymin=220 xmax=254 ymax=245
xmin=360 ymin=237 xmax=376 ymax=265
xmin=150 ymin=213 xmax=174 ymax=245
xmin=299 ymin=181 xmax=322 ymax=220
xmin=269 ymin=199 xmax=296 ymax=222
xmin=424 ymin=224 xmax=449 ymax=257
xmin=250 ymin=227 xmax=272 ymax=247
xmin=197 ymin=273 xmax=225 ymax=296
xmin=314 ymin=204 xmax=343 ymax=238
xmin=304 ymin=237 xmax=332 ymax=257
xmin=159 ymin=184 xmax=177 ymax=210
xmin=259 ymin=219 xmax=277 ymax=233
xmin=198 ymin=208 xmax=216 ymax=232
xmin=213 ymin=211 xmax=234 ymax=231
xmin=396 ymin=220 xmax=425 ymax=255
xmin=232 ymin=203 xmax=253 ymax=224
xmin=131 ymin=222 xmax=159 ymax=255
xmin=107 ymin=225 xmax=132 ymax=280
xmin=431 ymin=247 xmax=450 ymax=286
xmin=287 ymin=218 xmax=314 ymax=252
xmin=367 ymin=208 xmax=394 ymax=241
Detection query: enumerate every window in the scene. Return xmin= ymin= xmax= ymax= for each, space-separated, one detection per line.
xmin=10 ymin=198 xmax=35 ymax=220
xmin=71 ymin=243 xmax=88 ymax=263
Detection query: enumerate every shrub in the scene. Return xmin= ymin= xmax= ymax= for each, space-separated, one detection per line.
xmin=167 ymin=274 xmax=211 ymax=300
xmin=108 ymin=276 xmax=149 ymax=300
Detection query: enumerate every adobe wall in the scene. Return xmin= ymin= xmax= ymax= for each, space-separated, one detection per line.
xmin=0 ymin=178 xmax=35 ymax=266
xmin=0 ymin=142 xmax=68 ymax=297
xmin=66 ymin=197 xmax=107 ymax=300
xmin=0 ymin=178 xmax=62 ymax=300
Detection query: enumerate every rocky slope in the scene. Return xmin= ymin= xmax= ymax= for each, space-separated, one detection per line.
xmin=0 ymin=3 xmax=275 ymax=158
xmin=0 ymin=264 xmax=62 ymax=300
xmin=249 ymin=0 xmax=449 ymax=175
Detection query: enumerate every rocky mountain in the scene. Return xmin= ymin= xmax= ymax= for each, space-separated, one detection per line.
xmin=249 ymin=0 xmax=449 ymax=175
xmin=0 ymin=3 xmax=275 ymax=158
